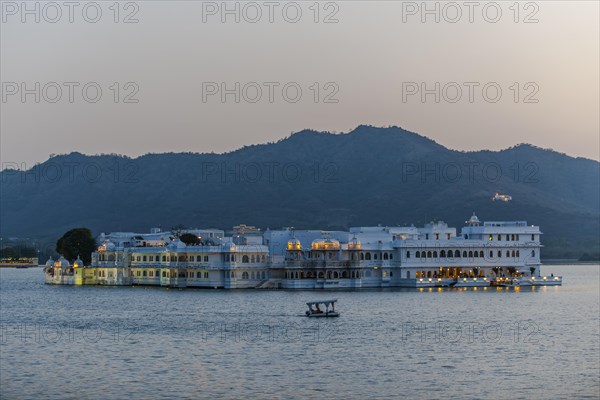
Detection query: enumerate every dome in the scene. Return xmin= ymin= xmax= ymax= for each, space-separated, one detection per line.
xmin=45 ymin=257 xmax=54 ymax=267
xmin=223 ymin=241 xmax=235 ymax=251
xmin=348 ymin=237 xmax=361 ymax=250
xmin=73 ymin=257 xmax=84 ymax=268
xmin=98 ymin=241 xmax=115 ymax=252
xmin=466 ymin=212 xmax=481 ymax=226
xmin=53 ymin=256 xmax=70 ymax=268
xmin=311 ymin=239 xmax=340 ymax=250
xmin=287 ymin=239 xmax=302 ymax=251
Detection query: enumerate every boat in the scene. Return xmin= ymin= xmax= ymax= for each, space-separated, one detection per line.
xmin=305 ymin=299 xmax=339 ymax=317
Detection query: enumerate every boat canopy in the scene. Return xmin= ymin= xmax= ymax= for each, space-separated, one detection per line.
xmin=306 ymin=299 xmax=337 ymax=307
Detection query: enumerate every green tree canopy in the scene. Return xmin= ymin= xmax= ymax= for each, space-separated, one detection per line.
xmin=179 ymin=233 xmax=201 ymax=246
xmin=56 ymin=228 xmax=96 ymax=265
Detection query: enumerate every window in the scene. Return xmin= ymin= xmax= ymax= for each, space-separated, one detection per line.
xmin=197 ymin=272 xmax=202 ymax=278
xmin=365 ymin=253 xmax=372 ymax=260
xmin=149 ymin=271 xmax=153 ymax=277
xmin=531 ymin=250 xmax=536 ymax=257
xmin=205 ymin=272 xmax=209 ymax=279
xmin=374 ymin=253 xmax=378 ymax=260
xmin=498 ymin=250 xmax=502 ymax=258
xmin=455 ymin=250 xmax=460 ymax=258
xmin=143 ymin=270 xmax=147 ymax=277
xmin=506 ymin=250 xmax=510 ymax=257
xmin=531 ymin=234 xmax=535 ymax=241
xmin=415 ymin=251 xmax=420 ymax=258
xmin=149 ymin=256 xmax=154 ymax=262
xmin=432 ymin=251 xmax=437 ymax=258
xmin=242 ymin=272 xmax=249 ymax=279
xmin=463 ymin=251 xmax=467 ymax=258
xmin=425 ymin=234 xmax=429 ymax=240
xmin=204 ymin=256 xmax=209 ymax=262
xmin=447 ymin=233 xmax=451 ymax=240
xmin=440 ymin=250 xmax=446 ymax=258
xmin=427 ymin=251 xmax=432 ymax=258
xmin=479 ymin=251 xmax=484 ymax=258
xmin=242 ymin=255 xmax=249 ymax=263
xmin=473 ymin=251 xmax=478 ymax=258
xmin=155 ymin=270 xmax=160 ymax=276
xmin=468 ymin=251 xmax=473 ymax=258
xmin=489 ymin=235 xmax=493 ymax=241
xmin=435 ymin=233 xmax=439 ymax=240
xmin=497 ymin=235 xmax=501 ymax=241
xmin=506 ymin=235 xmax=509 ymax=241
xmin=143 ymin=256 xmax=147 ymax=262
xmin=136 ymin=256 xmax=141 ymax=261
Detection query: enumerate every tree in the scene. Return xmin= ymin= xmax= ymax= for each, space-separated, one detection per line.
xmin=179 ymin=233 xmax=201 ymax=246
xmin=56 ymin=228 xmax=96 ymax=265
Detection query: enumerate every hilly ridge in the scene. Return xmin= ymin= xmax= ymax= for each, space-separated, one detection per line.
xmin=1 ymin=125 xmax=598 ymax=259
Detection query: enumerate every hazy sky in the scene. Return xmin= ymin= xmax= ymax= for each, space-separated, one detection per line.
xmin=1 ymin=0 xmax=599 ymax=166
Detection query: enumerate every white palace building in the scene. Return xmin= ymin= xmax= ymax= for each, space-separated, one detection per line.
xmin=44 ymin=214 xmax=562 ymax=289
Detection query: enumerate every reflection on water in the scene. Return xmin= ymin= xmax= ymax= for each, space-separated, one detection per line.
xmin=1 ymin=265 xmax=599 ymax=399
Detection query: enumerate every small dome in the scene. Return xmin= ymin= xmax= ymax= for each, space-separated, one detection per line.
xmin=53 ymin=256 xmax=70 ymax=268
xmin=287 ymin=239 xmax=302 ymax=251
xmin=45 ymin=257 xmax=54 ymax=267
xmin=349 ymin=237 xmax=361 ymax=250
xmin=466 ymin=212 xmax=481 ymax=226
xmin=311 ymin=239 xmax=340 ymax=250
xmin=73 ymin=257 xmax=84 ymax=268
xmin=223 ymin=241 xmax=235 ymax=251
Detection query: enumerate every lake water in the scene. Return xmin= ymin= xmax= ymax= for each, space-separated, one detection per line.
xmin=1 ymin=265 xmax=599 ymax=399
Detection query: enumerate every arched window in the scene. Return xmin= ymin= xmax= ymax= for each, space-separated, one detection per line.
xmin=498 ymin=250 xmax=502 ymax=258
xmin=415 ymin=251 xmax=420 ymax=258
xmin=490 ymin=250 xmax=493 ymax=258
xmin=531 ymin=250 xmax=536 ymax=257
xmin=474 ymin=251 xmax=478 ymax=258
xmin=427 ymin=271 xmax=432 ymax=278
xmin=383 ymin=253 xmax=389 ymax=260
xmin=516 ymin=250 xmax=520 ymax=257
xmin=427 ymin=251 xmax=432 ymax=258
xmin=479 ymin=251 xmax=484 ymax=258
xmin=250 ymin=255 xmax=255 ymax=263
xmin=455 ymin=250 xmax=460 ymax=258
xmin=242 ymin=255 xmax=249 ymax=263
xmin=333 ymin=271 xmax=339 ymax=279
xmin=374 ymin=253 xmax=378 ymax=260
xmin=365 ymin=253 xmax=372 ymax=260
xmin=360 ymin=253 xmax=365 ymax=260
xmin=462 ymin=251 xmax=467 ymax=258
xmin=468 ymin=251 xmax=473 ymax=258
xmin=318 ymin=271 xmax=325 ymax=279
xmin=342 ymin=271 xmax=348 ymax=278
xmin=327 ymin=271 xmax=332 ymax=279
xmin=433 ymin=251 xmax=438 ymax=258
xmin=506 ymin=250 xmax=510 ymax=257
xmin=440 ymin=250 xmax=446 ymax=258
xmin=406 ymin=271 xmax=410 ymax=279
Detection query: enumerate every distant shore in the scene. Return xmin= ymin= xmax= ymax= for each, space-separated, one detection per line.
xmin=542 ymin=259 xmax=600 ymax=265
